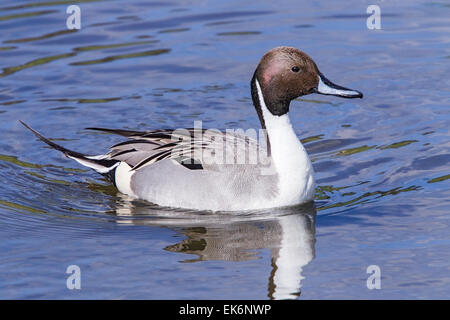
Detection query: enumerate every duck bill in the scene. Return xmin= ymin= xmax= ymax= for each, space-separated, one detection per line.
xmin=312 ymin=71 xmax=363 ymax=99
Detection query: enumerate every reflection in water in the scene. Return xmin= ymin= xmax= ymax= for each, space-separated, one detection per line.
xmin=70 ymin=48 xmax=171 ymax=66
xmin=114 ymin=197 xmax=316 ymax=299
xmin=0 ymin=53 xmax=76 ymax=78
xmin=3 ymin=29 xmax=77 ymax=44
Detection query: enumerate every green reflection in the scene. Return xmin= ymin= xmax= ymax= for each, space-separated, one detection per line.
xmin=296 ymin=98 xmax=342 ymax=106
xmin=70 ymin=49 xmax=171 ymax=66
xmin=301 ymin=134 xmax=324 ymax=144
xmin=0 ymin=53 xmax=76 ymax=78
xmin=315 ymin=182 xmax=369 ymax=200
xmin=217 ymin=31 xmax=261 ymax=36
xmin=0 ymin=46 xmax=16 ymax=51
xmin=41 ymin=97 xmax=121 ymax=103
xmin=25 ymin=171 xmax=71 ymax=185
xmin=379 ymin=140 xmax=418 ymax=149
xmin=0 ymin=0 xmax=106 ymax=11
xmin=1 ymin=100 xmax=26 ymax=106
xmin=0 ymin=199 xmax=47 ymax=214
xmin=158 ymin=28 xmax=190 ymax=33
xmin=0 ymin=10 xmax=56 ymax=21
xmin=73 ymin=40 xmax=158 ymax=52
xmin=0 ymin=154 xmax=43 ymax=169
xmin=317 ymin=185 xmax=421 ymax=211
xmin=337 ymin=145 xmax=376 ymax=156
xmin=4 ymin=29 xmax=77 ymax=44
xmin=0 ymin=153 xmax=86 ymax=172
xmin=428 ymin=174 xmax=450 ymax=184
xmin=86 ymin=180 xmax=118 ymax=196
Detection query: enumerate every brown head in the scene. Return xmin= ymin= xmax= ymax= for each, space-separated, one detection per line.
xmin=251 ymin=46 xmax=363 ymax=119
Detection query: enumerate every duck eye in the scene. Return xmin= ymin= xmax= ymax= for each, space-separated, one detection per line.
xmin=291 ymin=66 xmax=300 ymax=72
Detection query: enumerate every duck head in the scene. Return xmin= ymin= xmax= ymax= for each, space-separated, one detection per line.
xmin=251 ymin=46 xmax=363 ymax=117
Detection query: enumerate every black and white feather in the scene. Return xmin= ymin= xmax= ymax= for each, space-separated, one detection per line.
xmin=85 ymin=126 xmax=267 ymax=172
xmin=20 ymin=121 xmax=267 ymax=179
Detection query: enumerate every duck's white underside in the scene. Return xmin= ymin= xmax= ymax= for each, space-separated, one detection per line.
xmin=113 ymin=80 xmax=315 ymax=211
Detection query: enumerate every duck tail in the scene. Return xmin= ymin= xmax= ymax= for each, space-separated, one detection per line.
xmin=19 ymin=120 xmax=120 ymax=175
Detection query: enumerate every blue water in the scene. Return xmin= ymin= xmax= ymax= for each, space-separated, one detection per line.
xmin=0 ymin=0 xmax=449 ymax=299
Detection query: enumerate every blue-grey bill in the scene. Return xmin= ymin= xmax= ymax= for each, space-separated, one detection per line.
xmin=312 ymin=71 xmax=363 ymax=99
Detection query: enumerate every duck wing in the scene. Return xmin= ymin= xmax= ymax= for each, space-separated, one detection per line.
xmin=87 ymin=127 xmax=268 ymax=172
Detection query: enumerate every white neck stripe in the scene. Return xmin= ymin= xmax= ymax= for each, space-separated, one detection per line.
xmin=254 ymin=78 xmax=315 ymax=205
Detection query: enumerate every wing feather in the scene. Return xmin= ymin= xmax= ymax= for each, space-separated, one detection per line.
xmin=89 ymin=127 xmax=267 ymax=171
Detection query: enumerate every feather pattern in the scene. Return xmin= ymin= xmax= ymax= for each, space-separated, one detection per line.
xmin=87 ymin=127 xmax=269 ymax=172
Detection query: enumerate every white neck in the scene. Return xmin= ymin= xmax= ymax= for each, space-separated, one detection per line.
xmin=255 ymin=79 xmax=315 ymax=205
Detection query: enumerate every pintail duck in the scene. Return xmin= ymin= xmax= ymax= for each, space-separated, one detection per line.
xmin=21 ymin=47 xmax=362 ymax=211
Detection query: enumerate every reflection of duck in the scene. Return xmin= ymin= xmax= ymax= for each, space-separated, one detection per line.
xmin=115 ymin=198 xmax=316 ymax=299
xmin=21 ymin=46 xmax=362 ymax=211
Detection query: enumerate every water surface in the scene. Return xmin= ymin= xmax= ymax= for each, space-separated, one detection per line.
xmin=0 ymin=0 xmax=449 ymax=299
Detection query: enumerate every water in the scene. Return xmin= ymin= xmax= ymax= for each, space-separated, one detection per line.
xmin=0 ymin=0 xmax=449 ymax=299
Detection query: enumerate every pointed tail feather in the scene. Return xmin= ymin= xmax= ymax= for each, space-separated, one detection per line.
xmin=20 ymin=120 xmax=119 ymax=175
xmin=85 ymin=127 xmax=146 ymax=138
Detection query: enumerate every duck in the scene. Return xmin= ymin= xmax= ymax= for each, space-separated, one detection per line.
xmin=21 ymin=46 xmax=362 ymax=211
